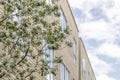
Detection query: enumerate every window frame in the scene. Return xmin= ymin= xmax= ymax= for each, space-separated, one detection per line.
xmin=73 ymin=39 xmax=77 ymax=64
xmin=82 ymin=58 xmax=86 ymax=76
xmin=60 ymin=63 xmax=70 ymax=80
xmin=60 ymin=7 xmax=68 ymax=29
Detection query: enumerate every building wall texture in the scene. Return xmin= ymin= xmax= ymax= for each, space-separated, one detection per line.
xmin=79 ymin=38 xmax=96 ymax=80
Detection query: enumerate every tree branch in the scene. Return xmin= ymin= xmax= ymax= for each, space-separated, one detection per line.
xmin=25 ymin=54 xmax=39 ymax=78
xmin=0 ymin=13 xmax=17 ymax=23
xmin=25 ymin=43 xmax=47 ymax=78
xmin=14 ymin=46 xmax=30 ymax=67
xmin=0 ymin=17 xmax=8 ymax=23
xmin=14 ymin=35 xmax=34 ymax=67
xmin=25 ymin=70 xmax=34 ymax=78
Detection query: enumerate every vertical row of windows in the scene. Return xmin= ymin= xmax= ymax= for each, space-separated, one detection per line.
xmin=60 ymin=63 xmax=70 ymax=80
xmin=41 ymin=6 xmax=70 ymax=80
xmin=59 ymin=8 xmax=70 ymax=80
xmin=42 ymin=40 xmax=54 ymax=80
xmin=60 ymin=9 xmax=78 ymax=65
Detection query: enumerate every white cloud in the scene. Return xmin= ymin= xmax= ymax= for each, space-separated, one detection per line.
xmin=96 ymin=42 xmax=120 ymax=59
xmin=69 ymin=0 xmax=120 ymax=43
xmin=88 ymin=53 xmax=116 ymax=80
xmin=103 ymin=0 xmax=120 ymax=24
xmin=68 ymin=0 xmax=85 ymax=9
xmin=69 ymin=0 xmax=120 ymax=25
xmin=79 ymin=20 xmax=118 ymax=42
xmin=97 ymin=75 xmax=116 ymax=80
xmin=88 ymin=53 xmax=113 ymax=75
xmin=69 ymin=0 xmax=104 ymax=9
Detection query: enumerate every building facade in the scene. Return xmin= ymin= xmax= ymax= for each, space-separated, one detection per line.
xmin=79 ymin=38 xmax=96 ymax=80
xmin=54 ymin=0 xmax=96 ymax=80
xmin=0 ymin=0 xmax=96 ymax=80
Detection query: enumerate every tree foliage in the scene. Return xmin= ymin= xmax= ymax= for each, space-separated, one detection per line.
xmin=0 ymin=0 xmax=71 ymax=79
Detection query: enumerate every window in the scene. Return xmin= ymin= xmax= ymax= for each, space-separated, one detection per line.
xmin=73 ymin=39 xmax=77 ymax=64
xmin=60 ymin=9 xmax=67 ymax=29
xmin=88 ymin=71 xmax=91 ymax=80
xmin=82 ymin=58 xmax=86 ymax=76
xmin=42 ymin=40 xmax=54 ymax=80
xmin=60 ymin=64 xmax=70 ymax=80
xmin=46 ymin=49 xmax=54 ymax=80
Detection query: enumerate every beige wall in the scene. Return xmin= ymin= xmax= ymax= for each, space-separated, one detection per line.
xmin=79 ymin=38 xmax=96 ymax=80
xmin=55 ymin=0 xmax=80 ymax=80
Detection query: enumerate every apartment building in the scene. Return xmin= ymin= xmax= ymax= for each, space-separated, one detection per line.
xmin=0 ymin=0 xmax=96 ymax=80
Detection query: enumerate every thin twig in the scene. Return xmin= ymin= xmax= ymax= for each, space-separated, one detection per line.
xmin=25 ymin=43 xmax=47 ymax=78
xmin=25 ymin=54 xmax=39 ymax=78
xmin=0 ymin=17 xmax=7 ymax=23
xmin=14 ymin=46 xmax=30 ymax=67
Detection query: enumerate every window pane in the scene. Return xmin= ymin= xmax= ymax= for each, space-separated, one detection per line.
xmin=60 ymin=64 xmax=65 ymax=80
xmin=82 ymin=59 xmax=86 ymax=76
xmin=46 ymin=50 xmax=54 ymax=80
xmin=65 ymin=68 xmax=70 ymax=80
xmin=73 ymin=39 xmax=77 ymax=64
xmin=46 ymin=73 xmax=54 ymax=80
xmin=49 ymin=49 xmax=54 ymax=68
xmin=43 ymin=40 xmax=54 ymax=80
xmin=60 ymin=64 xmax=70 ymax=80
xmin=60 ymin=9 xmax=67 ymax=29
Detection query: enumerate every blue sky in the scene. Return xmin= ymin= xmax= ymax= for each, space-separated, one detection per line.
xmin=68 ymin=0 xmax=120 ymax=80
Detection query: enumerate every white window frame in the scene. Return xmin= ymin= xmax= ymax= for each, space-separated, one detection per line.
xmin=82 ymin=58 xmax=86 ymax=76
xmin=60 ymin=8 xmax=67 ymax=29
xmin=60 ymin=63 xmax=70 ymax=80
xmin=73 ymin=39 xmax=77 ymax=64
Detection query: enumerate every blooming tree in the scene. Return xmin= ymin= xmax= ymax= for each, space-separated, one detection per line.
xmin=0 ymin=0 xmax=71 ymax=79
